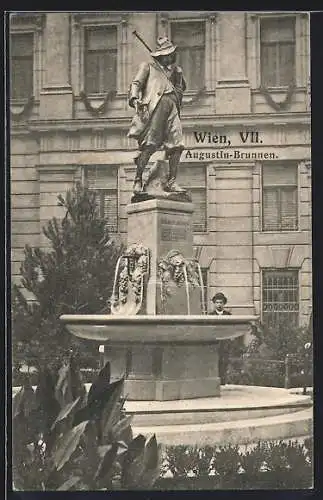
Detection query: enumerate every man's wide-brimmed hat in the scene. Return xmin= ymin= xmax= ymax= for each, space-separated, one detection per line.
xmin=212 ymin=292 xmax=228 ymax=304
xmin=151 ymin=36 xmax=177 ymax=57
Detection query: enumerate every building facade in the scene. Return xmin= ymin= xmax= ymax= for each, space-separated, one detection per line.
xmin=10 ymin=11 xmax=311 ymax=328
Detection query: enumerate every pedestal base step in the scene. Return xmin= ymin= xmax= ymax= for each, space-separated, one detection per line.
xmin=132 ymin=407 xmax=313 ymax=446
xmin=124 ymin=384 xmax=312 ymax=425
xmin=125 ymin=377 xmax=221 ymax=401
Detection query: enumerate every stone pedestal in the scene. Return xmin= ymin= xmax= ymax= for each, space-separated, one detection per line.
xmin=103 ymin=198 xmax=221 ymax=400
xmin=127 ymin=199 xmax=201 ymax=315
xmin=103 ymin=342 xmax=220 ymax=401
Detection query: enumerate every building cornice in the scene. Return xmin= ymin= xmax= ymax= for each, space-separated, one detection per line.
xmin=10 ymin=12 xmax=46 ymax=32
xmin=20 ymin=112 xmax=311 ymax=135
xmin=36 ymin=164 xmax=78 ymax=173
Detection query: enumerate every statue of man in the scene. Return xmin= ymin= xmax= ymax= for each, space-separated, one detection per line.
xmin=128 ymin=36 xmax=187 ymax=195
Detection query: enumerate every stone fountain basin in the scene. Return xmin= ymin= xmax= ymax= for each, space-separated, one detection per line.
xmin=60 ymin=314 xmax=258 ymax=343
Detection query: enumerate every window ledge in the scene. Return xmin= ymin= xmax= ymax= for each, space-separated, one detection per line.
xmin=255 ymin=86 xmax=296 ymax=93
xmin=11 ymin=97 xmax=30 ymax=104
xmin=255 ymin=86 xmax=307 ymax=93
xmin=10 ymin=96 xmax=35 ymax=121
xmin=78 ymin=91 xmax=122 ymax=104
xmin=259 ymin=230 xmax=301 ymax=234
xmin=82 ymin=92 xmax=117 ymax=100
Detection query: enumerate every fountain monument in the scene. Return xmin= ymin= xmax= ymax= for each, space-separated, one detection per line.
xmin=60 ymin=37 xmax=312 ymax=441
xmin=61 ymin=159 xmax=257 ymax=401
xmin=60 ymin=160 xmax=313 ymax=445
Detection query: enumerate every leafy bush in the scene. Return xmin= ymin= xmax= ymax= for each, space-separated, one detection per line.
xmin=12 ymin=182 xmax=123 ymax=371
xmin=12 ymin=356 xmax=161 ymax=491
xmin=260 ymin=320 xmax=312 ymax=361
xmin=226 ymin=357 xmax=285 ymax=387
xmin=226 ymin=319 xmax=313 ymax=388
xmin=155 ymin=440 xmax=313 ymax=489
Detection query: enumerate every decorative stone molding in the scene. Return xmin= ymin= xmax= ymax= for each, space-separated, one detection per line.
xmin=270 ymin=246 xmax=294 ymax=268
xmin=36 ymin=163 xmax=78 ymax=174
xmin=79 ymin=90 xmax=117 ymax=116
xmin=110 ymin=244 xmax=150 ymax=315
xmin=212 ymin=162 xmax=255 ymax=173
xmin=65 ymin=130 xmax=80 ymax=152
xmin=90 ymin=128 xmax=107 ymax=150
xmin=259 ymin=83 xmax=295 ymax=112
xmin=300 ymin=160 xmax=311 ymax=180
xmin=10 ymin=12 xmax=46 ymax=32
xmin=10 ymin=96 xmax=35 ymax=122
xmin=254 ymin=245 xmax=307 ymax=269
xmin=158 ymin=250 xmax=204 ymax=312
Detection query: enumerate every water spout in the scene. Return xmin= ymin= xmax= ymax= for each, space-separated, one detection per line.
xmin=196 ymin=261 xmax=207 ymax=315
xmin=183 ymin=264 xmax=190 ymax=315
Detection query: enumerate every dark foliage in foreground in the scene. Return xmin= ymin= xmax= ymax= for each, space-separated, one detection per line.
xmin=12 ymin=357 xmax=161 ymax=491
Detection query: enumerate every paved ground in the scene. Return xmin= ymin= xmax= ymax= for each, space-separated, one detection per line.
xmin=124 ymin=384 xmax=312 ymax=412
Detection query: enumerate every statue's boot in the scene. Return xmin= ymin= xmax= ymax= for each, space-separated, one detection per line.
xmin=133 ymin=149 xmax=154 ymax=194
xmin=165 ymin=149 xmax=186 ymax=193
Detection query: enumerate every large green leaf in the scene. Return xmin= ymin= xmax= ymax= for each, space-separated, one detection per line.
xmin=121 ymin=434 xmax=146 ymax=488
xmin=69 ymin=354 xmax=87 ymax=401
xmin=73 ymin=376 xmax=124 ymax=434
xmin=72 ymin=401 xmax=95 ymax=427
xmin=13 ymin=382 xmax=37 ymax=418
xmin=94 ymin=442 xmax=118 ymax=483
xmin=12 ymin=388 xmax=24 ymax=419
xmin=140 ymin=435 xmax=162 ymax=488
xmin=116 ymin=440 xmax=128 ymax=456
xmin=35 ymin=368 xmax=60 ymax=434
xmin=98 ymin=444 xmax=112 ymax=458
xmin=111 ymin=415 xmax=133 ymax=441
xmin=54 ymin=355 xmax=86 ymax=408
xmin=52 ymin=420 xmax=89 ymax=471
xmin=50 ymin=396 xmax=81 ymax=431
xmin=100 ymin=378 xmax=125 ymax=441
xmin=56 ymin=475 xmax=82 ymax=490
xmin=143 ymin=434 xmax=159 ymax=470
xmin=12 ymin=412 xmax=35 ymax=453
xmin=35 ymin=368 xmax=56 ymax=405
xmin=87 ymin=361 xmax=111 ymax=406
xmin=55 ymin=363 xmax=72 ymax=407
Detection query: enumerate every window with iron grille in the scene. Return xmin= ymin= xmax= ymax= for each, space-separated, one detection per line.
xmin=11 ymin=33 xmax=34 ymax=99
xmin=170 ymin=21 xmax=205 ymax=91
xmin=262 ymin=269 xmax=299 ymax=328
xmin=260 ymin=17 xmax=295 ymax=87
xmin=262 ymin=162 xmax=298 ymax=231
xmin=177 ymin=164 xmax=207 ymax=232
xmin=85 ymin=166 xmax=118 ymax=233
xmin=84 ymin=26 xmax=117 ymax=94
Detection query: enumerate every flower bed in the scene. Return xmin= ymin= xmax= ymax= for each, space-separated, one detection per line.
xmin=153 ymin=439 xmax=313 ymax=490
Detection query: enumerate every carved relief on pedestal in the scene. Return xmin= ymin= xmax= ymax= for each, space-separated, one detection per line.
xmin=158 ymin=250 xmax=205 ymax=314
xmin=110 ymin=244 xmax=150 ymax=315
